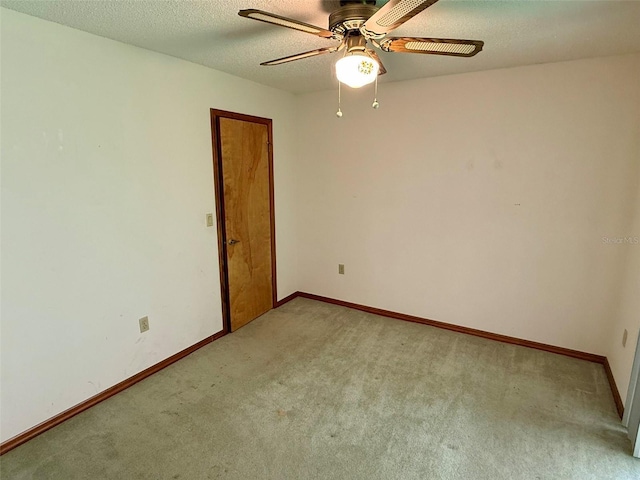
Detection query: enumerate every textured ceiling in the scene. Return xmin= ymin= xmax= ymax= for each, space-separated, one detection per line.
xmin=2 ymin=0 xmax=640 ymax=93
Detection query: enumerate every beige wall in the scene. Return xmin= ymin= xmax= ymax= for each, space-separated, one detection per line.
xmin=295 ymin=53 xmax=640 ymax=357
xmin=0 ymin=9 xmax=299 ymax=442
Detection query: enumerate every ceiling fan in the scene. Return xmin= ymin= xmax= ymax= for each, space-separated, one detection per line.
xmin=238 ymin=0 xmax=484 ymax=89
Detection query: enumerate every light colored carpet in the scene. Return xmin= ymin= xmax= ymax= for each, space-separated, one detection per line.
xmin=1 ymin=297 xmax=638 ymax=479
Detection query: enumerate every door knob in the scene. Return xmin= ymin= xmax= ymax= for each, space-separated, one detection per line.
xmin=228 ymin=239 xmax=240 ymax=245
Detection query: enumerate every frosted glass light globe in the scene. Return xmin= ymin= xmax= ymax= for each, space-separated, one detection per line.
xmin=335 ymin=54 xmax=379 ymax=88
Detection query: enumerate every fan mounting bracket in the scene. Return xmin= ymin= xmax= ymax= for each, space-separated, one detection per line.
xmin=329 ymin=3 xmax=380 ymax=39
xmin=379 ymin=38 xmax=392 ymax=52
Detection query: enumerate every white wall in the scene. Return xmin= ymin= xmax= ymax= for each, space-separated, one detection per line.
xmin=295 ymin=53 xmax=640 ymax=356
xmin=607 ymin=168 xmax=640 ymax=406
xmin=0 ymin=8 xmax=298 ymax=442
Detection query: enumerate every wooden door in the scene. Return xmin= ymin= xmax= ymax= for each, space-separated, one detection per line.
xmin=211 ymin=111 xmax=276 ymax=332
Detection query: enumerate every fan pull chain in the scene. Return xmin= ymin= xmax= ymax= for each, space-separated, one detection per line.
xmin=336 ymin=80 xmax=343 ymax=118
xmin=372 ymin=74 xmax=380 ymax=109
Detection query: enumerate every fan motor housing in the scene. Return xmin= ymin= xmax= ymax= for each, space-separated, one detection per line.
xmin=329 ymin=4 xmax=379 ymax=37
xmin=340 ymin=0 xmax=376 ymax=5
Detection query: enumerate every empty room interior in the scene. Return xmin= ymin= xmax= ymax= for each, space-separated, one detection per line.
xmin=1 ymin=0 xmax=640 ymax=478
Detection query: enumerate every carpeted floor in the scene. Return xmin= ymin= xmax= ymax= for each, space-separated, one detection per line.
xmin=2 ymin=297 xmax=639 ymax=479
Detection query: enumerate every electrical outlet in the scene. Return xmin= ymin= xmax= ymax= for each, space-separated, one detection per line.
xmin=206 ymin=213 xmax=214 ymax=227
xmin=338 ymin=264 xmax=345 ymax=275
xmin=139 ymin=316 xmax=150 ymax=333
xmin=623 ymin=329 xmax=628 ymax=347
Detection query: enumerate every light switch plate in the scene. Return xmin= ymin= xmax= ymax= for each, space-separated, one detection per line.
xmin=206 ymin=213 xmax=214 ymax=227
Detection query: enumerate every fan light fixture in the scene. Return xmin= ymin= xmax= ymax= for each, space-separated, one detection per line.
xmin=335 ymin=53 xmax=380 ymax=88
xmin=239 ymin=0 xmax=486 ymax=115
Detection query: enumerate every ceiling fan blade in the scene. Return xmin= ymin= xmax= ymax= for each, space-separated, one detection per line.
xmin=381 ymin=37 xmax=484 ymax=57
xmin=367 ymin=49 xmax=387 ymax=75
xmin=362 ymin=0 xmax=440 ymax=36
xmin=239 ymin=9 xmax=333 ymax=39
xmin=261 ymin=47 xmax=338 ymax=66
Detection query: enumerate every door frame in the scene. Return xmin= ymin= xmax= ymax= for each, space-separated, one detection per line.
xmin=623 ymin=329 xmax=640 ymax=457
xmin=623 ymin=329 xmax=640 ymax=428
xmin=210 ymin=109 xmax=277 ymax=333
